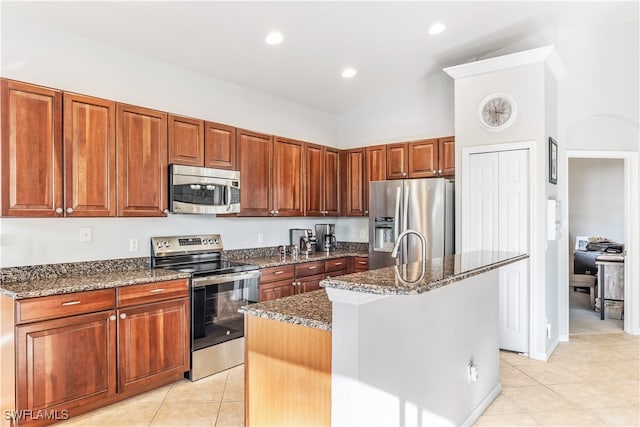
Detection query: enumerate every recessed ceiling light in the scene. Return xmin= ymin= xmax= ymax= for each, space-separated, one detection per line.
xmin=428 ymin=23 xmax=446 ymax=35
xmin=265 ymin=32 xmax=284 ymax=45
xmin=342 ymin=67 xmax=357 ymax=79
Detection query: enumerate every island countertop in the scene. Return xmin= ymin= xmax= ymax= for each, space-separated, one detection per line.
xmin=240 ymin=251 xmax=527 ymax=330
xmin=236 ymin=250 xmax=367 ymax=269
xmin=321 ymin=250 xmax=528 ymax=295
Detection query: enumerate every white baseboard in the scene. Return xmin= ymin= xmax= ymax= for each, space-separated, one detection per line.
xmin=460 ymin=382 xmax=502 ymax=426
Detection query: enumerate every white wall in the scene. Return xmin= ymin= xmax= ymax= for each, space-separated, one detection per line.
xmin=556 ymin=22 xmax=639 ymax=337
xmin=335 ymin=73 xmax=455 ymax=148
xmin=568 ymin=158 xmax=625 ymax=246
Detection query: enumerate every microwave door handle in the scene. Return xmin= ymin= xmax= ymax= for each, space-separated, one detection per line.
xmin=226 ymin=182 xmax=232 ymax=211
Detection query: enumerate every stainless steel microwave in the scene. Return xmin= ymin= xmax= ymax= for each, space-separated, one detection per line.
xmin=169 ymin=164 xmax=240 ymax=214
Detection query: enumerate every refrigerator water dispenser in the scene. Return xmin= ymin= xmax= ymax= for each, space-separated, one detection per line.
xmin=373 ymin=217 xmax=396 ymax=251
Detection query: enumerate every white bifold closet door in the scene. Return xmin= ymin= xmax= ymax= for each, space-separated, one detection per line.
xmin=464 ymin=149 xmax=530 ymax=353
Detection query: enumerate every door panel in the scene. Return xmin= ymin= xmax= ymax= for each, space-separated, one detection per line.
xmin=305 ymin=143 xmax=323 ymax=216
xmin=168 ymin=115 xmax=204 ymax=167
xmin=237 ymin=130 xmax=272 ymax=216
xmin=204 ymin=121 xmax=236 ymax=170
xmin=323 ymin=147 xmax=340 ymax=215
xmin=405 ymin=179 xmax=446 ymax=262
xmin=64 ymin=93 xmax=116 ymax=216
xmin=273 ymin=137 xmax=304 ymax=216
xmin=465 ymin=149 xmax=529 ymax=353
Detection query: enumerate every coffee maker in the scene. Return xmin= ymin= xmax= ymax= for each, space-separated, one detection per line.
xmin=289 ymin=228 xmax=316 ymax=255
xmin=315 ymin=224 xmax=337 ymax=252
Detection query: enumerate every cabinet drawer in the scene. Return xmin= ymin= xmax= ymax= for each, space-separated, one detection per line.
xmin=117 ymin=279 xmax=189 ymax=308
xmin=260 ymin=265 xmax=295 ymax=283
xmin=353 ymin=257 xmax=369 ymax=272
xmin=295 ymin=261 xmax=325 ymax=278
xmin=325 ymin=257 xmax=349 ymax=273
xmin=16 ymin=288 xmax=116 ymax=324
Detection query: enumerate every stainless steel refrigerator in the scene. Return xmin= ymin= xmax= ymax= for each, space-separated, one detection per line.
xmin=369 ymin=178 xmax=454 ymax=269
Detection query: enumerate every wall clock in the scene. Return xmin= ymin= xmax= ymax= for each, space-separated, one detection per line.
xmin=477 ymin=92 xmax=517 ymax=132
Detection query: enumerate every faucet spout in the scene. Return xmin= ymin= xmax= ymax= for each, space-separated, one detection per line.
xmin=391 ymin=229 xmax=427 ymax=262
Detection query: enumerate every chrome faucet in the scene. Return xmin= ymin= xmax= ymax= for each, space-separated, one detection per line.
xmin=391 ymin=229 xmax=427 ymax=262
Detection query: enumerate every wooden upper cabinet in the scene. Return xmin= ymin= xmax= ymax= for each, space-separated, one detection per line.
xmin=273 ymin=137 xmax=305 ymax=217
xmin=237 ymin=129 xmax=272 ymax=216
xmin=168 ymin=114 xmax=204 ymax=167
xmin=205 ymin=121 xmax=236 ymax=170
xmin=342 ymin=148 xmax=366 ymax=217
xmin=116 ymin=104 xmax=168 ymax=217
xmin=323 ymin=147 xmax=340 ymax=216
xmin=408 ymin=139 xmax=438 ymax=178
xmin=64 ymin=93 xmax=116 ymax=217
xmin=305 ymin=144 xmax=340 ymax=217
xmin=365 ymin=145 xmax=387 ymax=215
xmin=305 ymin=143 xmax=323 ymax=217
xmin=1 ymin=79 xmax=63 ymax=217
xmin=386 ymin=142 xmax=408 ymax=179
xmin=438 ymin=136 xmax=455 ymax=177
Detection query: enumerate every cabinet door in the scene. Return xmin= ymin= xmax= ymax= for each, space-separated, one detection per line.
xmin=438 ymin=136 xmax=455 ymax=177
xmin=1 ymin=79 xmax=63 ymax=217
xmin=305 ymin=143 xmax=323 ymax=216
xmin=204 ymin=121 xmax=236 ymax=170
xmin=168 ymin=114 xmax=204 ymax=167
xmin=386 ymin=143 xmax=408 ymax=179
xmin=296 ymin=273 xmax=325 ymax=294
xmin=365 ymin=145 xmax=387 ymax=215
xmin=408 ymin=139 xmax=438 ymax=178
xmin=118 ymin=298 xmax=189 ymax=394
xmin=116 ymin=104 xmax=168 ymax=217
xmin=273 ymin=137 xmax=304 ymax=216
xmin=259 ymin=279 xmax=295 ymax=302
xmin=237 ymin=129 xmax=272 ymax=216
xmin=342 ymin=149 xmax=366 ymax=216
xmin=64 ymin=93 xmax=116 ymax=217
xmin=323 ymin=147 xmax=341 ymax=216
xmin=353 ymin=257 xmax=369 ymax=272
xmin=16 ymin=310 xmax=117 ymax=413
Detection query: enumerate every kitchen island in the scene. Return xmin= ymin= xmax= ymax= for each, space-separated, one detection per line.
xmin=240 ymin=250 xmax=527 ymax=427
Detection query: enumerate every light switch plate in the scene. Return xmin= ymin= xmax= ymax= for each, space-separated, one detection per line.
xmin=80 ymin=227 xmax=92 ymax=242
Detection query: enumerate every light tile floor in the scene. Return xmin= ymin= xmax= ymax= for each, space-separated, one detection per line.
xmin=56 ymin=332 xmax=638 ymax=427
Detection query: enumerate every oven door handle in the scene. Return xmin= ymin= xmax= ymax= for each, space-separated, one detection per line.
xmin=191 ymin=271 xmax=260 ymax=288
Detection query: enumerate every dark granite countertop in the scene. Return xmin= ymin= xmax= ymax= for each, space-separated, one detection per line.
xmin=239 ymin=289 xmax=331 ymax=331
xmin=242 ymin=250 xmax=368 ymax=269
xmin=0 ymin=268 xmax=191 ymax=300
xmin=241 ymin=251 xmax=527 ymax=330
xmin=321 ymin=251 xmax=528 ymax=295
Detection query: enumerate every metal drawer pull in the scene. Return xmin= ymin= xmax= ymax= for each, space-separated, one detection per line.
xmin=61 ymin=301 xmax=81 ymax=306
xmin=308 ymin=266 xmax=318 ymax=269
xmin=149 ymin=288 xmax=164 ymax=293
xmin=334 ymin=262 xmax=343 ymax=265
xmin=358 ymin=261 xmax=367 ymax=264
xmin=274 ymin=271 xmax=284 ymax=275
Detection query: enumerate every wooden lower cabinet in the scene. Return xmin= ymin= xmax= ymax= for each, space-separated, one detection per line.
xmin=245 ymin=316 xmax=331 ymax=426
xmin=259 ymin=278 xmax=295 ymax=302
xmin=296 ymin=273 xmax=324 ymax=293
xmin=353 ymin=256 xmax=369 ymax=272
xmin=3 ymin=280 xmax=190 ymax=427
xmin=15 ymin=310 xmax=117 ymax=416
xmin=117 ymin=298 xmax=189 ymax=394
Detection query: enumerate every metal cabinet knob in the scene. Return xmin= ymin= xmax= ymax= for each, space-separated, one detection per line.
xmin=364 ymin=210 xmax=369 ymax=215
xmin=120 ymin=313 xmax=127 ymax=319
xmin=402 ymin=172 xmax=407 ymax=176
xmin=109 ymin=315 xmax=116 ymax=321
xmin=66 ymin=207 xmax=73 ymax=214
xmin=274 ymin=210 xmax=279 ymax=215
xmin=55 ymin=207 xmax=63 ymax=215
xmin=163 ymin=209 xmax=169 ymax=214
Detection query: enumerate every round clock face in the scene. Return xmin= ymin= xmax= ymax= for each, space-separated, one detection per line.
xmin=477 ymin=93 xmax=517 ymax=131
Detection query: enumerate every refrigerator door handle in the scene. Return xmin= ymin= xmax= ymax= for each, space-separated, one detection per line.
xmin=394 ymin=186 xmax=402 ymax=247
xmin=403 ymin=185 xmax=410 ymax=263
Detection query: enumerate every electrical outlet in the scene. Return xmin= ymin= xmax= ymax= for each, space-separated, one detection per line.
xmin=129 ymin=238 xmax=139 ymax=252
xmin=359 ymin=230 xmax=366 ymax=239
xmin=257 ymin=232 xmax=264 ymax=244
xmin=79 ymin=227 xmax=92 ymax=242
xmin=467 ymin=363 xmax=479 ymax=383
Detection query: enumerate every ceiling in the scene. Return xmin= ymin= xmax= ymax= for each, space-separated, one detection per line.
xmin=2 ymin=1 xmax=637 ymax=114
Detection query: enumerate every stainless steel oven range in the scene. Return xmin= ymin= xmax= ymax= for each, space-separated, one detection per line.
xmin=151 ymin=234 xmax=259 ymax=381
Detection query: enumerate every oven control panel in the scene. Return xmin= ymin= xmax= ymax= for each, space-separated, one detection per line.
xmin=151 ymin=234 xmax=223 ymax=256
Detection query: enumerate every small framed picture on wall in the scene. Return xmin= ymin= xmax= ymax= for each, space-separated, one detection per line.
xmin=549 ymin=137 xmax=558 ymax=185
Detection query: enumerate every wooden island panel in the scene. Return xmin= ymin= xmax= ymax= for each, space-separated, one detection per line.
xmin=245 ymin=316 xmax=331 ymax=426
